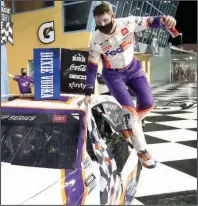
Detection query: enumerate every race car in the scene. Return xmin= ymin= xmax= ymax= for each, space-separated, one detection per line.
xmin=1 ymin=94 xmax=142 ymax=205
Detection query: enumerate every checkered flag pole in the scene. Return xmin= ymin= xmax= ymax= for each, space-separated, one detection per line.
xmin=1 ymin=22 xmax=14 ymax=45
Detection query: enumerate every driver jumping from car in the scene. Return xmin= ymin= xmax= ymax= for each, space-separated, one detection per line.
xmin=83 ymin=2 xmax=176 ymax=169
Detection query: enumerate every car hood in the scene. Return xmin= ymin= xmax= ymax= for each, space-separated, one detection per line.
xmin=1 ymin=162 xmax=66 ymax=205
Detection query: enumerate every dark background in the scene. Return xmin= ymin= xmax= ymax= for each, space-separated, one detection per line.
xmin=169 ymin=1 xmax=197 ymax=45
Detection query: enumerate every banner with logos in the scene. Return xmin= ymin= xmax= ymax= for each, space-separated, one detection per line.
xmin=34 ymin=48 xmax=60 ymax=100
xmin=60 ymin=49 xmax=89 ymax=94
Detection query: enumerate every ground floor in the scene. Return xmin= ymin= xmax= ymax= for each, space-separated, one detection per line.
xmin=132 ymin=82 xmax=197 ymax=205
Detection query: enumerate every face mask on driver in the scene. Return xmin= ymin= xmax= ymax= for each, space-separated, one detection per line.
xmin=96 ymin=19 xmax=114 ymax=34
xmin=21 ymin=72 xmax=26 ymax=76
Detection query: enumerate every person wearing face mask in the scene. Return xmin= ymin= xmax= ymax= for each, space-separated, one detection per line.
xmin=1 ymin=68 xmax=34 ymax=94
xmin=83 ymin=2 xmax=177 ymax=169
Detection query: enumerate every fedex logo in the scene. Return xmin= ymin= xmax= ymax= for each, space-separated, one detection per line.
xmin=105 ymin=41 xmax=132 ymax=56
xmin=105 ymin=45 xmax=123 ymax=56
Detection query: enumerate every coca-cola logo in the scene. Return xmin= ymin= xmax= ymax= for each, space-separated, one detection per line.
xmin=69 ymin=64 xmax=86 ymax=72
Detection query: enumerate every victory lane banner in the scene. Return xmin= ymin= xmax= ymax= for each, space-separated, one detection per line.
xmin=34 ymin=48 xmax=60 ymax=100
xmin=1 ymin=6 xmax=14 ymax=45
xmin=61 ymin=49 xmax=89 ymax=94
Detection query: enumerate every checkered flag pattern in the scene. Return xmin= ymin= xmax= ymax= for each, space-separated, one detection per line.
xmin=1 ymin=21 xmax=14 ymax=45
xmin=132 ymin=82 xmax=197 ymax=205
xmin=87 ymin=107 xmax=118 ymax=205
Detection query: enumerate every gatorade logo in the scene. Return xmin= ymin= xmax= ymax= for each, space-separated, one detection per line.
xmin=105 ymin=41 xmax=132 ymax=56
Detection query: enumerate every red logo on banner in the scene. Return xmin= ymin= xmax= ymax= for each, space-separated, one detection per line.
xmin=52 ymin=115 xmax=67 ymax=123
xmin=121 ymin=28 xmax=129 ymax=36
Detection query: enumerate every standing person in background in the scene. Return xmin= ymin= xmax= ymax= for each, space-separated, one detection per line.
xmin=193 ymin=68 xmax=197 ymax=82
xmin=83 ymin=2 xmax=177 ymax=169
xmin=1 ymin=68 xmax=34 ymax=94
xmin=187 ymin=67 xmax=190 ymax=82
xmin=178 ymin=67 xmax=184 ymax=81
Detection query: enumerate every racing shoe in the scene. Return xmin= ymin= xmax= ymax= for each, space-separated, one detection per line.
xmin=137 ymin=150 xmax=157 ymax=169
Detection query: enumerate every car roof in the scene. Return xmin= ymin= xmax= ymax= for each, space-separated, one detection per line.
xmin=1 ymin=94 xmax=84 ymax=110
xmin=1 ymin=94 xmax=120 ymax=111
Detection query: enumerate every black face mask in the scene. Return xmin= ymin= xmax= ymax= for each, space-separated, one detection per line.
xmin=96 ymin=20 xmax=114 ymax=34
xmin=22 ymin=72 xmax=26 ymax=76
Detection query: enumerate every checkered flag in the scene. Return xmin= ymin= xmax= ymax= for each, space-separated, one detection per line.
xmin=87 ymin=106 xmax=118 ymax=204
xmin=1 ymin=21 xmax=14 ymax=45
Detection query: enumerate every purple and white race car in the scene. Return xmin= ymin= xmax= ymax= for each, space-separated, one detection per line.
xmin=1 ymin=94 xmax=141 ymax=205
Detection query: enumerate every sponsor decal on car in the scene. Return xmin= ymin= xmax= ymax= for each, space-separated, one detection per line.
xmin=52 ymin=115 xmax=67 ymax=123
xmin=1 ymin=115 xmax=36 ymax=121
xmin=81 ymin=156 xmax=92 ymax=171
xmin=84 ymin=173 xmax=96 ymax=194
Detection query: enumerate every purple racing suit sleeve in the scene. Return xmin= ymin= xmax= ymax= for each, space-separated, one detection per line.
xmin=84 ymin=62 xmax=98 ymax=95
xmin=84 ymin=38 xmax=101 ymax=95
xmin=146 ymin=16 xmax=163 ymax=29
xmin=126 ymin=16 xmax=164 ymax=33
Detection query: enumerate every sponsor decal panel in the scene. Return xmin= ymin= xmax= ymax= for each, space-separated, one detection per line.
xmin=61 ymin=49 xmax=89 ymax=94
xmin=1 ymin=113 xmax=75 ymax=124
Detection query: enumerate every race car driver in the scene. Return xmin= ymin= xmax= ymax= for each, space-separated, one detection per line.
xmin=83 ymin=2 xmax=176 ymax=169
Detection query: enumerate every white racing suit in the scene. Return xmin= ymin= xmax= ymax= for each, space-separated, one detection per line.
xmin=85 ymin=15 xmax=166 ymax=167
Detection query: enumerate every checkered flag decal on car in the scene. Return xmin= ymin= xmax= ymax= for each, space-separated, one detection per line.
xmin=1 ymin=21 xmax=14 ymax=45
xmin=87 ymin=108 xmax=118 ymax=205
